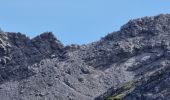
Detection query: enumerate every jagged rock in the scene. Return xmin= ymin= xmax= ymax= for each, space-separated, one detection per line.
xmin=0 ymin=14 xmax=170 ymax=100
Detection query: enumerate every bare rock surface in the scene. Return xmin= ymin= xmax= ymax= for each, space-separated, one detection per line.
xmin=0 ymin=14 xmax=170 ymax=100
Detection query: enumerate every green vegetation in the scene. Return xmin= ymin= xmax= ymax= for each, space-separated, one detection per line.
xmin=106 ymin=93 xmax=124 ymax=100
xmin=106 ymin=81 xmax=134 ymax=100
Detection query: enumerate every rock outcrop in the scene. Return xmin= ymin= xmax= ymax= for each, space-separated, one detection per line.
xmin=0 ymin=14 xmax=170 ymax=100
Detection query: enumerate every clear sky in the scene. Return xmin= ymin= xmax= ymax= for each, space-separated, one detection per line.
xmin=0 ymin=0 xmax=170 ymax=45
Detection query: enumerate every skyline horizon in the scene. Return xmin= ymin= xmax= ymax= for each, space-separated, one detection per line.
xmin=0 ymin=0 xmax=170 ymax=45
xmin=1 ymin=13 xmax=169 ymax=46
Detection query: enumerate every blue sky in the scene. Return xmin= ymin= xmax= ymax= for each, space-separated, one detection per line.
xmin=0 ymin=0 xmax=170 ymax=45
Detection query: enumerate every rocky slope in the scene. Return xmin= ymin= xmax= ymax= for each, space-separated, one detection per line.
xmin=0 ymin=14 xmax=170 ymax=100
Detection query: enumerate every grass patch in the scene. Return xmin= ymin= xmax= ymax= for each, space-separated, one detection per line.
xmin=106 ymin=81 xmax=134 ymax=100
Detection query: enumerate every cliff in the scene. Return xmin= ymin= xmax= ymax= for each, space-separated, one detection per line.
xmin=0 ymin=14 xmax=170 ymax=100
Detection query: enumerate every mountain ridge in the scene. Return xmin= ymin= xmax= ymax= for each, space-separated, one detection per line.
xmin=0 ymin=14 xmax=170 ymax=100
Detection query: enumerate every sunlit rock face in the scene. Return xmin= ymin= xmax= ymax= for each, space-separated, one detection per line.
xmin=0 ymin=14 xmax=170 ymax=100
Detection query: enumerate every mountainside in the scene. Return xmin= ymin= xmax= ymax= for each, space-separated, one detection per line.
xmin=0 ymin=14 xmax=170 ymax=100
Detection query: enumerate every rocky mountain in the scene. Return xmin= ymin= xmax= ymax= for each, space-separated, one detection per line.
xmin=0 ymin=14 xmax=170 ymax=100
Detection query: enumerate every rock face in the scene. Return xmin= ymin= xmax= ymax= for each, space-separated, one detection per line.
xmin=0 ymin=14 xmax=170 ymax=100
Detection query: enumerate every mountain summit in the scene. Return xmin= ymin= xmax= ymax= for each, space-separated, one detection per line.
xmin=0 ymin=14 xmax=170 ymax=100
